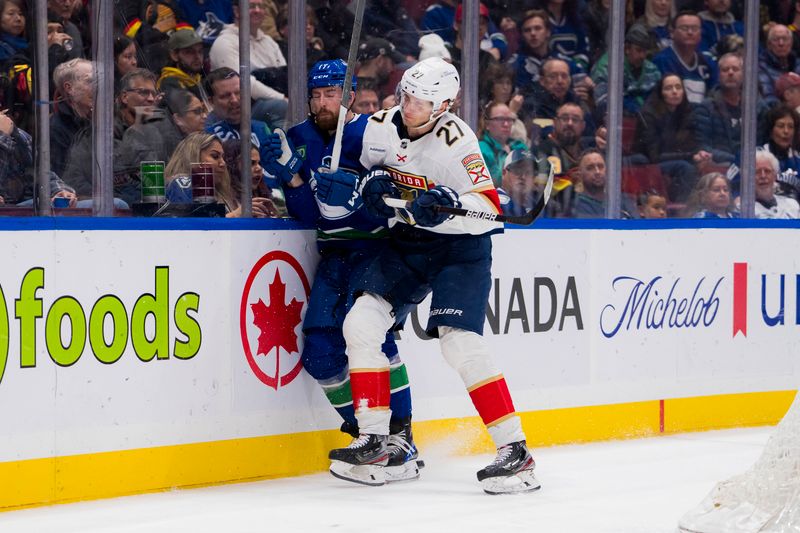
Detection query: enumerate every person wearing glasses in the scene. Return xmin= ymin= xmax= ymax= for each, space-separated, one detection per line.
xmin=116 ymin=68 xmax=161 ymax=135
xmin=652 ymin=10 xmax=719 ymax=104
xmin=478 ymin=102 xmax=528 ymax=187
xmin=758 ymin=24 xmax=800 ymax=107
xmin=537 ymin=102 xmax=594 ymax=181
xmin=119 ymin=89 xmax=208 ymax=176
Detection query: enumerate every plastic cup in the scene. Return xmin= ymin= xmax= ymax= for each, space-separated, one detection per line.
xmin=190 ymin=163 xmax=215 ymax=203
xmin=140 ymin=160 xmax=165 ymax=203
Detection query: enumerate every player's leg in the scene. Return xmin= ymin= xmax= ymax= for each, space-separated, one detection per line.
xmin=427 ymin=236 xmax=539 ymax=494
xmin=438 ymin=326 xmax=538 ymax=494
xmin=381 ymin=333 xmax=423 ymax=482
xmin=327 ymin=292 xmax=396 ymax=486
xmin=301 ymin=327 xmax=358 ymax=435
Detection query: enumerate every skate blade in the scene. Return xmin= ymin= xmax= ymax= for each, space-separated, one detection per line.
xmin=481 ymin=469 xmax=541 ymax=495
xmin=329 ymin=460 xmax=386 ymax=487
xmin=385 ymin=459 xmax=424 ymax=483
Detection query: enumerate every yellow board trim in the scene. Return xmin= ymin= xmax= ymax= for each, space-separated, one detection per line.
xmin=1 ymin=390 xmax=795 ymax=512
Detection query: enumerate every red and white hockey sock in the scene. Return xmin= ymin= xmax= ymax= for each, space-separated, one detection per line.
xmin=350 ymin=369 xmax=391 ymax=435
xmin=468 ymin=375 xmax=525 ymax=447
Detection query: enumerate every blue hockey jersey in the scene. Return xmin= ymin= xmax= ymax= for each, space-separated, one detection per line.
xmin=284 ymin=113 xmax=389 ymax=250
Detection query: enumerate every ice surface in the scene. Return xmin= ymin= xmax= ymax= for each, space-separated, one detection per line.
xmin=0 ymin=427 xmax=771 ymax=533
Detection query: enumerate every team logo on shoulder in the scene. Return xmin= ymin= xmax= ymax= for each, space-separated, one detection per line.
xmin=396 ymin=154 xmax=407 ymax=162
xmin=461 ymin=153 xmax=491 ymax=184
xmin=296 ymin=145 xmax=306 ymax=159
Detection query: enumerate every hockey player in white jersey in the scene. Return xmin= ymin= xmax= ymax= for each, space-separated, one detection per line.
xmin=326 ymin=57 xmax=540 ymax=494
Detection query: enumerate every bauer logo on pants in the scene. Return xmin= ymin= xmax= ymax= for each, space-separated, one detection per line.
xmin=240 ymin=251 xmax=311 ymax=390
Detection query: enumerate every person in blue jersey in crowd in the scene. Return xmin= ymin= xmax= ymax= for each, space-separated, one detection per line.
xmin=204 ymin=67 xmax=279 ymax=190
xmin=261 ymin=59 xmax=422 ymax=483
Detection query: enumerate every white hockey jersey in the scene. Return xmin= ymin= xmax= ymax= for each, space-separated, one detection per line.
xmin=359 ymin=107 xmax=503 ymax=236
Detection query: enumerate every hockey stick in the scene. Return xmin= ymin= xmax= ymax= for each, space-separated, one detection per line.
xmin=383 ymin=164 xmax=555 ymax=226
xmin=328 ymin=0 xmax=366 ymax=172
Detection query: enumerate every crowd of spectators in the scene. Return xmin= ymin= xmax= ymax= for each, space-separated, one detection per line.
xmin=0 ymin=0 xmax=797 ymax=219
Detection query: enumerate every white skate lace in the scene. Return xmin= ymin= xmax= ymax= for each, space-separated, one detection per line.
xmin=387 ymin=434 xmax=413 ymax=454
xmin=490 ymin=444 xmax=514 ymax=466
xmin=348 ymin=434 xmax=372 ymax=449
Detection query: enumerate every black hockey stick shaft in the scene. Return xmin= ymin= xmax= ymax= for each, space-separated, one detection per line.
xmin=383 ymin=165 xmax=555 ymax=226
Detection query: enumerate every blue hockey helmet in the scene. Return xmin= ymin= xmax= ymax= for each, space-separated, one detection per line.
xmin=307 ymin=59 xmax=357 ymax=92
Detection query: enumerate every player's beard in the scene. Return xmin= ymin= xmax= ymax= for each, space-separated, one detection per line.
xmin=314 ymin=109 xmax=338 ymax=131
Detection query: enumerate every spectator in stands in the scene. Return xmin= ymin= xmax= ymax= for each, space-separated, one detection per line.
xmin=777 ymin=71 xmax=800 ymax=114
xmin=124 ymin=0 xmax=184 ymax=76
xmin=509 ymin=9 xmax=578 ymax=89
xmin=693 ymin=52 xmax=743 ymax=165
xmin=715 ymin=32 xmax=744 ymax=57
xmin=453 ymin=3 xmax=507 ymax=61
xmin=521 ymin=58 xmax=593 ymax=138
xmin=637 ymin=189 xmax=668 ymax=218
xmin=275 ymin=6 xmax=327 ymax=72
xmin=114 ymin=35 xmax=139 ymax=92
xmin=446 ymin=4 xmax=502 ymax=74
xmin=571 ymin=148 xmax=607 ymax=218
xmin=634 ymin=73 xmax=707 ymax=201
xmin=356 ymin=38 xmax=404 ymax=100
xmin=204 ymin=67 xmax=277 ymax=188
xmin=363 ymin=0 xmax=420 ymax=59
xmin=536 ymin=0 xmax=591 ymax=71
xmin=122 ymin=88 xmax=207 ymax=165
xmin=209 ymin=0 xmax=288 ymax=129
xmin=581 ymin=0 xmax=611 ymax=65
xmin=683 ymin=171 xmax=738 ymax=218
xmin=570 ymin=148 xmax=637 ymax=218
xmin=158 ymin=28 xmax=208 ymax=105
xmin=165 ymin=132 xmax=235 ymax=215
xmin=754 ymin=149 xmax=800 ymax=218
xmin=760 ymin=104 xmax=800 ymax=201
xmin=632 ymin=0 xmax=673 ymax=53
xmin=479 ymin=102 xmax=528 ymax=187
xmin=698 ymin=0 xmax=743 ymax=58
xmin=0 ymin=110 xmax=77 ymax=207
xmin=537 ymin=102 xmax=593 ymax=180
xmin=592 ymin=24 xmax=661 ymax=117
xmin=759 ymin=24 xmax=800 ymax=107
xmin=312 ymin=0 xmax=354 ymax=61
xmin=116 ymin=69 xmax=161 ymax=137
xmin=0 ymin=0 xmax=27 ymax=63
xmin=421 ymin=0 xmax=458 ymax=45
xmin=50 ymin=58 xmax=92 ymax=178
xmin=653 ymin=11 xmax=719 ymax=104
xmin=480 ymin=63 xmax=528 ymax=144
xmin=258 ymin=0 xmax=280 ymax=40
xmin=222 ymin=139 xmax=283 ymax=217
xmin=48 ymin=0 xmax=82 ymax=59
xmin=175 ymin=0 xmax=232 ymax=29
xmin=498 ymin=149 xmax=542 ymax=217
xmin=165 ymin=132 xmax=269 ymax=217
xmin=353 ymin=81 xmax=380 ymax=115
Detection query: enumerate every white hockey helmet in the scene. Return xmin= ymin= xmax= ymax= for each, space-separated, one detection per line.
xmin=400 ymin=57 xmax=460 ymax=112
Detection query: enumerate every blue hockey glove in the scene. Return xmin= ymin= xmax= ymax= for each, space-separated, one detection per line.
xmin=313 ymin=167 xmax=362 ymax=210
xmin=410 ymin=185 xmax=460 ymax=227
xmin=360 ymin=168 xmax=400 ymax=218
xmin=262 ymin=128 xmax=302 ymax=184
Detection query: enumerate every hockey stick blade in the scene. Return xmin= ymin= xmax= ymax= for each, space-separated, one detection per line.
xmin=382 ymin=165 xmax=555 ymax=226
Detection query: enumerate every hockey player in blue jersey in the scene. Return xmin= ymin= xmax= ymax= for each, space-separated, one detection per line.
xmin=261 ymin=59 xmax=421 ymax=482
xmin=325 ymin=57 xmax=539 ymax=494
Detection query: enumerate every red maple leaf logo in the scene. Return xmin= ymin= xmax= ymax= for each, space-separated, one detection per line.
xmin=250 ymin=270 xmax=303 ymax=381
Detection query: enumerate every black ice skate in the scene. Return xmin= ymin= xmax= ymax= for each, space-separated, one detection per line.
xmin=329 ymin=433 xmax=389 ymax=486
xmin=385 ymin=420 xmax=425 ymax=483
xmin=477 ymin=441 xmax=541 ymax=495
